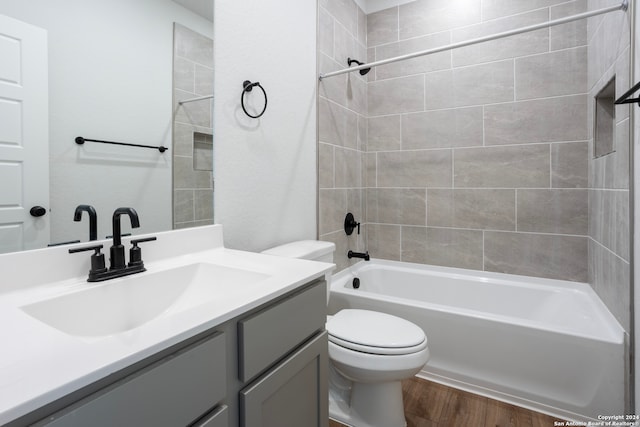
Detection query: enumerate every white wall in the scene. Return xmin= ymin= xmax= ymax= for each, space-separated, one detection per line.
xmin=213 ymin=0 xmax=317 ymax=251
xmin=0 ymin=0 xmax=212 ymax=244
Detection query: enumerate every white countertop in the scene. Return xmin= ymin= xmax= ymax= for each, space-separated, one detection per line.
xmin=0 ymin=225 xmax=333 ymax=424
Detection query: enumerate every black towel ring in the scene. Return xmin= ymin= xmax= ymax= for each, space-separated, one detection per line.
xmin=241 ymin=80 xmax=268 ymax=118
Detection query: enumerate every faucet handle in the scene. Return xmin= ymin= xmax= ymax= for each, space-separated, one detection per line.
xmin=69 ymin=244 xmax=108 ymax=280
xmin=128 ymin=236 xmax=157 ymax=268
xmin=344 ymin=212 xmax=361 ymax=235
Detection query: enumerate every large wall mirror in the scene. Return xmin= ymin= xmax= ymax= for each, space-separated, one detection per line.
xmin=0 ymin=0 xmax=213 ymax=254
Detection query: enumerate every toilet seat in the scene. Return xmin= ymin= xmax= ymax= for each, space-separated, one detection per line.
xmin=327 ymin=309 xmax=427 ymax=356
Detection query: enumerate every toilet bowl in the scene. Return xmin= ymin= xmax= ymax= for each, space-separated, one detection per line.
xmin=261 ymin=240 xmax=429 ymax=427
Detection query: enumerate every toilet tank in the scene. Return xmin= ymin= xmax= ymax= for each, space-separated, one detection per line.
xmin=261 ymin=241 xmax=336 ymax=303
xmin=261 ymin=240 xmax=335 ymax=263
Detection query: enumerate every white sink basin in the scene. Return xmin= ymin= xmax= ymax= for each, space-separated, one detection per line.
xmin=21 ymin=263 xmax=270 ymax=337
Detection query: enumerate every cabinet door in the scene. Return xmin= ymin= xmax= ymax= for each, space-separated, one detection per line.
xmin=240 ymin=332 xmax=328 ymax=427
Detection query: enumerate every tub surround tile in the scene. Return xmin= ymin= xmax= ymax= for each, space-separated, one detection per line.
xmin=174 ymin=90 xmax=212 ymax=128
xmin=194 ymin=189 xmax=213 ymax=221
xmin=484 ymin=95 xmax=588 ymax=145
xmin=367 ymin=224 xmax=401 ymax=261
xmin=357 ymin=6 xmax=367 ymax=47
xmin=401 ymin=226 xmax=484 ymax=270
xmin=515 ymin=47 xmax=587 ymax=100
xmin=335 ymin=147 xmax=362 ymax=189
xmin=549 ymin=0 xmax=588 ymax=51
xmin=454 ymin=145 xmax=550 ymax=188
xmin=402 ymin=107 xmax=483 ymax=150
xmin=551 ymin=141 xmax=588 ymax=188
xmin=319 ymin=143 xmax=335 ymax=189
xmin=319 ymin=54 xmax=349 ymax=107
xmin=482 ymin=0 xmax=568 ymax=21
xmin=451 ymin=9 xmax=549 ymax=67
xmin=364 ymin=152 xmax=376 ymax=187
xmin=427 ymin=189 xmax=516 ymax=231
xmin=589 ymin=189 xmax=630 ymax=261
xmin=589 ymin=239 xmax=630 ymax=332
xmin=173 ymin=123 xmax=195 ymax=157
xmin=399 ymin=0 xmax=481 ymax=40
xmin=484 ymin=232 xmax=588 ymax=282
xmin=174 ymin=24 xmax=213 ymax=68
xmin=366 ymin=188 xmax=426 ymax=226
xmin=376 ymin=150 xmax=452 ymax=188
xmin=517 ymin=189 xmax=588 ymax=235
xmin=368 ymin=75 xmax=425 ymax=116
xmin=319 ymin=7 xmax=334 ymax=58
xmin=320 ymin=189 xmax=347 ymax=235
xmin=173 ymin=156 xmax=211 ymax=189
xmin=425 ymin=61 xmax=514 ymax=110
xmin=368 ymin=115 xmax=401 ymax=151
xmin=324 ymin=0 xmax=358 ymax=37
xmin=347 ymin=73 xmax=368 ymax=115
xmin=374 ymin=32 xmax=451 ymax=81
xmin=334 ymin=24 xmax=359 ymax=71
xmin=589 ymin=120 xmax=631 ymax=190
xmin=194 ymin=65 xmax=213 ymax=97
xmin=173 ymin=190 xmax=194 ymax=223
xmin=318 ymin=98 xmax=358 ymax=149
xmin=367 ymin=6 xmax=398 ymax=47
xmin=174 ymin=57 xmax=195 ymax=92
xmin=346 ymin=188 xmax=365 ymax=226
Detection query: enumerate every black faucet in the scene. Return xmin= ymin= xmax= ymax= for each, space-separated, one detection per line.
xmin=69 ymin=207 xmax=156 ymax=282
xmin=110 ymin=207 xmax=140 ymax=270
xmin=348 ymin=250 xmax=370 ymax=261
xmin=73 ymin=204 xmax=97 ymax=241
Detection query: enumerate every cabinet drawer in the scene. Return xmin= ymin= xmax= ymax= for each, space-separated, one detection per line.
xmin=238 ymin=280 xmax=326 ymax=382
xmin=193 ymin=404 xmax=228 ymax=427
xmin=37 ymin=332 xmax=227 ymax=427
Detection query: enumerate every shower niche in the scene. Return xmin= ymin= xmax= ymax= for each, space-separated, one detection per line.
xmin=594 ymin=77 xmax=616 ymax=158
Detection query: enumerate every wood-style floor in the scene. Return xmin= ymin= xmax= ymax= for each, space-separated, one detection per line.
xmin=329 ymin=377 xmax=563 ymax=427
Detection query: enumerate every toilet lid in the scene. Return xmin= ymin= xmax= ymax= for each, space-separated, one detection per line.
xmin=326 ymin=309 xmax=426 ymax=355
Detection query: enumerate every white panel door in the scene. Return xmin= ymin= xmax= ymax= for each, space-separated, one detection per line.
xmin=0 ymin=14 xmax=49 ymax=254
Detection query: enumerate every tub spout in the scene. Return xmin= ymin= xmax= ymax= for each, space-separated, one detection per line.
xmin=348 ymin=250 xmax=370 ymax=261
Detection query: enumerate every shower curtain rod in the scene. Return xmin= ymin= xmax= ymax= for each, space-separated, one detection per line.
xmin=179 ymin=94 xmax=214 ymax=104
xmin=319 ymin=0 xmax=628 ymax=80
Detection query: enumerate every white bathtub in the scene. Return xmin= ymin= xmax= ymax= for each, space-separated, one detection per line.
xmin=327 ymin=259 xmax=625 ymax=421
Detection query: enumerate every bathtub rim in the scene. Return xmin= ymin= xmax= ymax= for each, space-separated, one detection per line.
xmin=331 ymin=258 xmax=625 ymax=345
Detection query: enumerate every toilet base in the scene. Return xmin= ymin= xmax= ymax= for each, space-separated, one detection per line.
xmin=329 ymin=379 xmax=407 ymax=427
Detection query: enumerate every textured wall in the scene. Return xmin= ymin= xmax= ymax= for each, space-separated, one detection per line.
xmin=586 ymin=0 xmax=631 ymax=332
xmin=213 ymin=0 xmax=317 ymax=252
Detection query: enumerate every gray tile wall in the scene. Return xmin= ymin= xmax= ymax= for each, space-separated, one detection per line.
xmin=363 ymin=0 xmax=591 ymax=283
xmin=586 ymin=0 xmax=631 ymax=332
xmin=318 ymin=0 xmax=367 ymax=272
xmin=173 ymin=24 xmax=214 ymax=230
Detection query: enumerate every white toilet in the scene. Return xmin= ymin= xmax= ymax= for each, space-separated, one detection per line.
xmin=261 ymin=240 xmax=429 ymax=427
